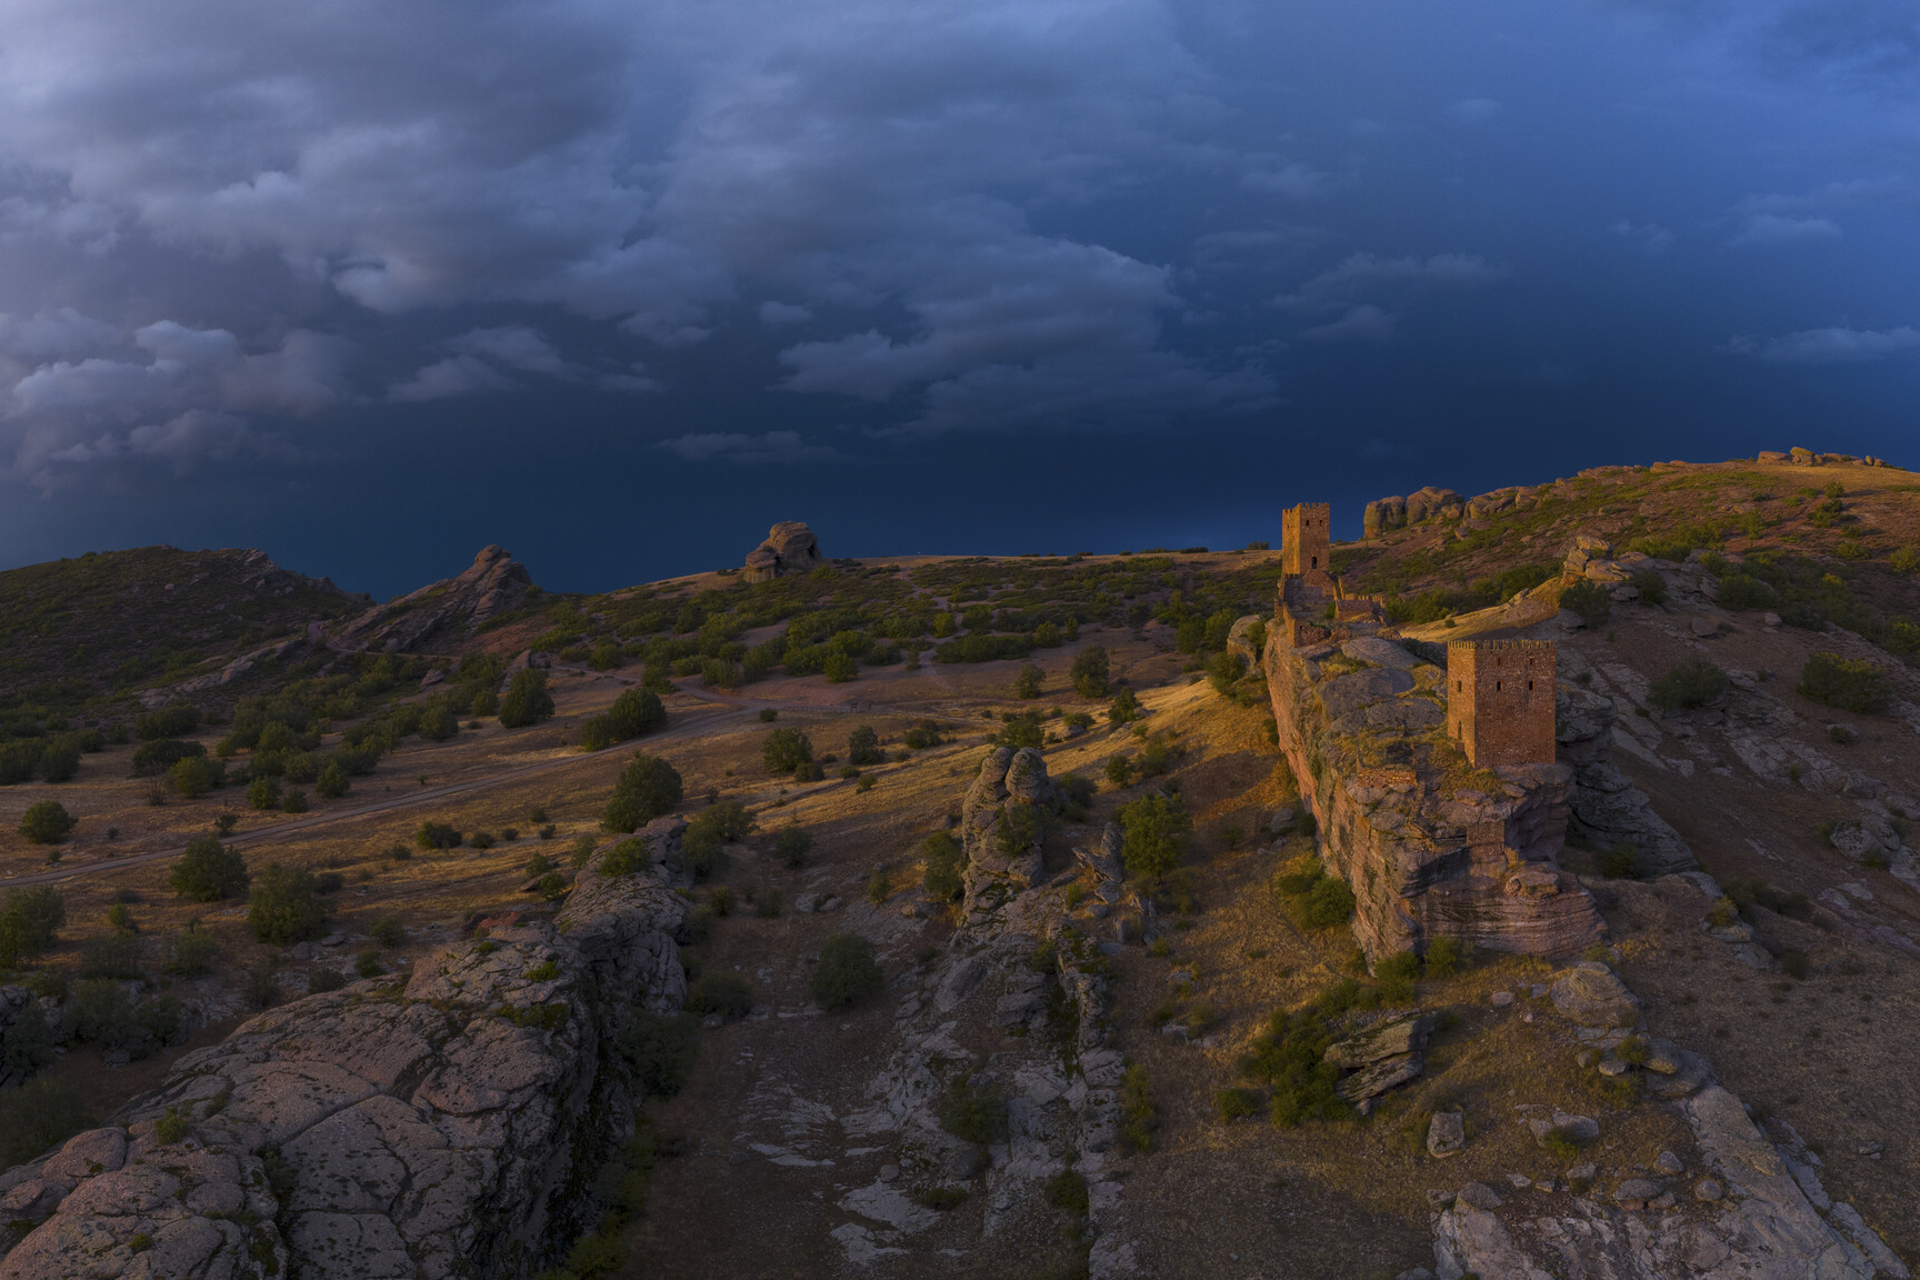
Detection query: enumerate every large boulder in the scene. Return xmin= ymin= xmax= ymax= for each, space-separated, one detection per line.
xmin=961 ymin=748 xmax=1053 ymax=919
xmin=743 ymin=521 xmax=824 ymax=582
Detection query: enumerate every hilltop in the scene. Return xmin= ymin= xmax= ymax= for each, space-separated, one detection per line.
xmin=0 ymin=451 xmax=1917 ymax=1280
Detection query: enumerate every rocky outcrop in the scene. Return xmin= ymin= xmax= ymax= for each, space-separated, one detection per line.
xmin=742 ymin=521 xmax=824 ymax=582
xmin=1555 ymin=687 xmax=1695 ymax=874
xmin=1363 ymin=487 xmax=1465 ymax=536
xmin=960 ymin=747 xmax=1055 ymax=921
xmin=1264 ymin=632 xmax=1605 ymax=962
xmin=336 ymin=546 xmax=535 ymax=653
xmin=0 ymin=838 xmax=687 ymax=1280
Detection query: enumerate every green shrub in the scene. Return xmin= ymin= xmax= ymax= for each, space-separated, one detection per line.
xmin=18 ymin=800 xmax=75 ymax=845
xmin=1273 ymin=859 xmax=1355 ymax=929
xmin=1558 ymin=580 xmax=1612 ymax=628
xmin=1045 ymin=1168 xmax=1090 ymax=1214
xmin=309 ymin=969 xmax=348 ymax=994
xmin=0 ymin=886 xmax=65 ymax=966
xmin=619 ymin=1010 xmax=700 ymax=1098
xmin=903 ymin=719 xmax=944 ymax=749
xmin=1423 ymin=935 xmax=1466 ymax=977
xmin=847 ymin=725 xmax=884 ymax=766
xmin=315 ymin=762 xmax=350 ymax=800
xmin=1890 ymin=547 xmax=1920 ymax=574
xmin=776 ymin=825 xmax=813 ymax=869
xmin=370 ymin=916 xmax=406 ymax=948
xmin=469 ymin=831 xmax=495 ymax=850
xmin=1716 ymin=574 xmax=1779 ymax=610
xmin=1212 ymin=1087 xmax=1263 ymax=1122
xmin=1118 ymin=792 xmax=1191 ymax=880
xmin=1375 ymin=951 xmax=1421 ymax=1004
xmin=1799 ymin=652 xmax=1891 ymax=713
xmin=599 ymin=838 xmax=647 ymax=876
xmin=812 ymin=933 xmax=884 ymax=1010
xmin=80 ymin=931 xmax=144 ymax=980
xmin=69 ymin=979 xmax=144 ymax=1053
xmin=163 ymin=921 xmax=220 ymax=976
xmin=131 ymin=739 xmax=205 ymax=778
xmin=172 ymin=836 xmax=249 ymax=902
xmin=246 ymin=776 xmax=281 ymax=811
xmin=938 ymin=1076 xmax=1005 ymax=1144
xmin=682 ymin=801 xmax=753 ymax=880
xmin=1242 ymin=1004 xmax=1350 ymax=1128
xmin=762 ymin=728 xmax=813 ymax=774
xmin=167 ymin=754 xmax=222 ymax=799
xmin=995 ymin=712 xmax=1044 ymax=750
xmin=0 ymin=1076 xmax=92 ymax=1167
xmin=247 ymin=864 xmax=327 ymax=945
xmin=135 ymin=703 xmax=200 ymax=741
xmin=685 ymin=972 xmax=754 ymax=1020
xmin=415 ymin=820 xmax=462 ymax=850
xmin=1648 ymin=657 xmax=1728 ymax=712
xmin=154 ymin=1106 xmax=190 ymax=1145
xmin=1627 ymin=568 xmax=1668 ymax=606
xmin=581 ymin=688 xmax=668 ymax=751
xmin=1107 ymin=687 xmax=1141 ymax=725
xmin=355 ymin=950 xmax=384 ymax=978
xmin=1118 ymin=1064 xmax=1158 ymax=1153
xmin=602 ymin=754 xmax=685 ymax=832
xmin=922 ymin=830 xmax=964 ymax=901
xmin=1014 ymin=664 xmax=1044 ymax=699
xmin=0 ymin=1000 xmax=55 ymax=1084
xmin=1105 ymin=754 xmax=1136 ymax=789
xmin=1072 ymin=645 xmax=1111 ymax=698
xmin=499 ymin=670 xmax=556 ymax=728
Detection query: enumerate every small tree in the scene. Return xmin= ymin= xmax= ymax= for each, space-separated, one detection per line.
xmin=247 ymin=864 xmax=327 ymax=945
xmin=762 ymin=728 xmax=814 ymax=774
xmin=1071 ymin=645 xmax=1111 ymax=698
xmin=1648 ymin=657 xmax=1729 ymax=712
xmin=602 ymin=754 xmax=685 ymax=833
xmin=1118 ymin=792 xmax=1190 ymax=881
xmin=1558 ymin=580 xmax=1611 ymax=628
xmin=167 ymin=755 xmax=220 ymax=799
xmin=315 ymin=762 xmax=350 ymax=800
xmin=171 ymin=836 xmax=249 ymax=902
xmin=0 ymin=887 xmax=66 ymax=967
xmin=776 ymin=825 xmax=813 ymax=869
xmin=19 ymin=801 xmax=75 ymax=845
xmin=922 ymin=830 xmax=963 ymax=902
xmin=1014 ymin=664 xmax=1043 ymax=699
xmin=499 ymin=670 xmax=556 ymax=728
xmin=1107 ymin=688 xmax=1142 ymax=726
xmin=1799 ymin=652 xmax=1891 ymax=714
xmin=812 ymin=934 xmax=884 ymax=1010
xmin=846 ymin=725 xmax=884 ymax=766
xmin=823 ymin=651 xmax=859 ymax=683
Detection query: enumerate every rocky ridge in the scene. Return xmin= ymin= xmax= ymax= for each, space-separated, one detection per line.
xmin=335 ymin=545 xmax=534 ymax=653
xmin=0 ymin=828 xmax=688 ymax=1280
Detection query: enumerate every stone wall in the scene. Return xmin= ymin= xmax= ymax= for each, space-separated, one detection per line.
xmin=1280 ymin=503 xmax=1330 ymax=576
xmin=1264 ymin=630 xmax=1605 ymax=962
xmin=0 ymin=827 xmax=689 ymax=1280
xmin=1446 ymin=639 xmax=1557 ymax=768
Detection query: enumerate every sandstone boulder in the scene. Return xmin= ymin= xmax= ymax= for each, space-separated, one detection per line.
xmin=743 ymin=521 xmax=824 ymax=581
xmin=1550 ymin=962 xmax=1639 ymax=1027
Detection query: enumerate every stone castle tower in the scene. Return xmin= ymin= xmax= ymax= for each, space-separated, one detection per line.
xmin=1281 ymin=503 xmax=1331 ymax=576
xmin=1446 ymin=639 xmax=1556 ymax=767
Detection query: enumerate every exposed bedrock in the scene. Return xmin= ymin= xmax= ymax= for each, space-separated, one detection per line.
xmin=1556 ymin=686 xmax=1696 ymax=875
xmin=0 ymin=832 xmax=689 ymax=1280
xmin=1264 ymin=631 xmax=1605 ymax=962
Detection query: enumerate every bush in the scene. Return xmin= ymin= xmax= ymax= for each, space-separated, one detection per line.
xmin=619 ymin=1010 xmax=700 ymax=1098
xmin=823 ymin=651 xmax=859 ymax=683
xmin=776 ymin=825 xmax=813 ymax=869
xmin=1648 ymin=657 xmax=1728 ymax=712
xmin=280 ymin=788 xmax=308 ymax=814
xmin=903 ymin=719 xmax=944 ymax=749
xmin=1273 ymin=857 xmax=1355 ymax=930
xmin=1213 ymin=1087 xmax=1263 ymax=1122
xmin=0 ymin=886 xmax=65 ymax=966
xmin=682 ymin=801 xmax=753 ymax=881
xmin=1424 ymin=935 xmax=1466 ymax=977
xmin=1799 ymin=652 xmax=1891 ymax=713
xmin=685 ymin=972 xmax=754 ymax=1020
xmin=1626 ymin=568 xmax=1668 ymax=606
xmin=164 ymin=921 xmax=220 ymax=976
xmin=1891 ymin=547 xmax=1920 ymax=574
xmin=247 ymin=776 xmax=281 ymax=811
xmin=581 ymin=688 xmax=668 ymax=751
xmin=1558 ymin=580 xmax=1612 ymax=628
xmin=602 ymin=754 xmax=685 ymax=832
xmin=131 ymin=738 xmax=205 ymax=778
xmin=172 ymin=836 xmax=249 ymax=902
xmin=762 ymin=728 xmax=814 ymax=774
xmin=939 ymin=1076 xmax=1005 ymax=1145
xmin=1118 ymin=792 xmax=1190 ymax=880
xmin=847 ymin=725 xmax=884 ymax=766
xmin=995 ymin=712 xmax=1044 ymax=750
xmin=18 ymin=800 xmax=75 ymax=845
xmin=0 ymin=999 xmax=55 ymax=1084
xmin=1014 ymin=664 xmax=1044 ymax=699
xmin=1717 ymin=574 xmax=1779 ymax=610
xmin=81 ymin=931 xmax=145 ymax=979
xmin=135 ymin=703 xmax=200 ymax=741
xmin=1071 ymin=645 xmax=1111 ymax=698
xmin=793 ymin=759 xmax=825 ymax=782
xmin=69 ymin=979 xmax=145 ymax=1053
xmin=470 ymin=831 xmax=495 ymax=850
xmin=499 ymin=670 xmax=556 ymax=728
xmin=247 ymin=863 xmax=327 ymax=945
xmin=315 ymin=762 xmax=350 ymax=800
xmin=370 ymin=916 xmax=406 ymax=948
xmin=1119 ymin=1064 xmax=1158 ymax=1154
xmin=309 ymin=969 xmax=349 ymax=994
xmin=1105 ymin=754 xmax=1136 ymax=789
xmin=0 ymin=1076 xmax=92 ymax=1167
xmin=415 ymin=820 xmax=462 ymax=850
xmin=812 ymin=933 xmax=884 ymax=1010
xmin=922 ymin=830 xmax=964 ymax=901
xmin=1375 ymin=951 xmax=1420 ymax=1004
xmin=167 ymin=754 xmax=222 ymax=799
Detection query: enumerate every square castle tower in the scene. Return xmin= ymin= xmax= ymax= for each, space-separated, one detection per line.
xmin=1282 ymin=503 xmax=1331 ymax=576
xmin=1446 ymin=639 xmax=1556 ymax=768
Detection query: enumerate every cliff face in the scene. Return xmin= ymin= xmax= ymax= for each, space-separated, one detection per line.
xmin=1264 ymin=630 xmax=1605 ymax=962
xmin=0 ymin=831 xmax=687 ymax=1280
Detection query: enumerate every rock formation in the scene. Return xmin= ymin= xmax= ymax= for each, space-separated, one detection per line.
xmin=1362 ymin=486 xmax=1465 ymax=536
xmin=1265 ymin=628 xmax=1606 ymax=962
xmin=959 ymin=747 xmax=1054 ymax=921
xmin=0 ymin=832 xmax=687 ymax=1280
xmin=1556 ymin=686 xmax=1695 ymax=874
xmin=742 ymin=521 xmax=824 ymax=582
xmin=337 ymin=546 xmax=535 ymax=653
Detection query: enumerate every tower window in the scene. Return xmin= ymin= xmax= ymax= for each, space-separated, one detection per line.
xmin=1496 ymin=680 xmax=1502 ymax=691
xmin=1527 ymin=680 xmax=1534 ymax=690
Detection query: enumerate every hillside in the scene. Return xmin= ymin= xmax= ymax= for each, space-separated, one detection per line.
xmin=0 ymin=452 xmax=1917 ymax=1280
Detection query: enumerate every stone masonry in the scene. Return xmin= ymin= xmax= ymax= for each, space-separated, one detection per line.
xmin=1281 ymin=502 xmax=1331 ymax=576
xmin=1446 ymin=639 xmax=1557 ymax=768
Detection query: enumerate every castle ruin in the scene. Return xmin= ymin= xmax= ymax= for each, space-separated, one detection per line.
xmin=1446 ymin=639 xmax=1557 ymax=767
xmin=1263 ymin=503 xmax=1604 ymax=961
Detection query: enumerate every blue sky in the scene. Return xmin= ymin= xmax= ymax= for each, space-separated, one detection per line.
xmin=0 ymin=0 xmax=1915 ymax=597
